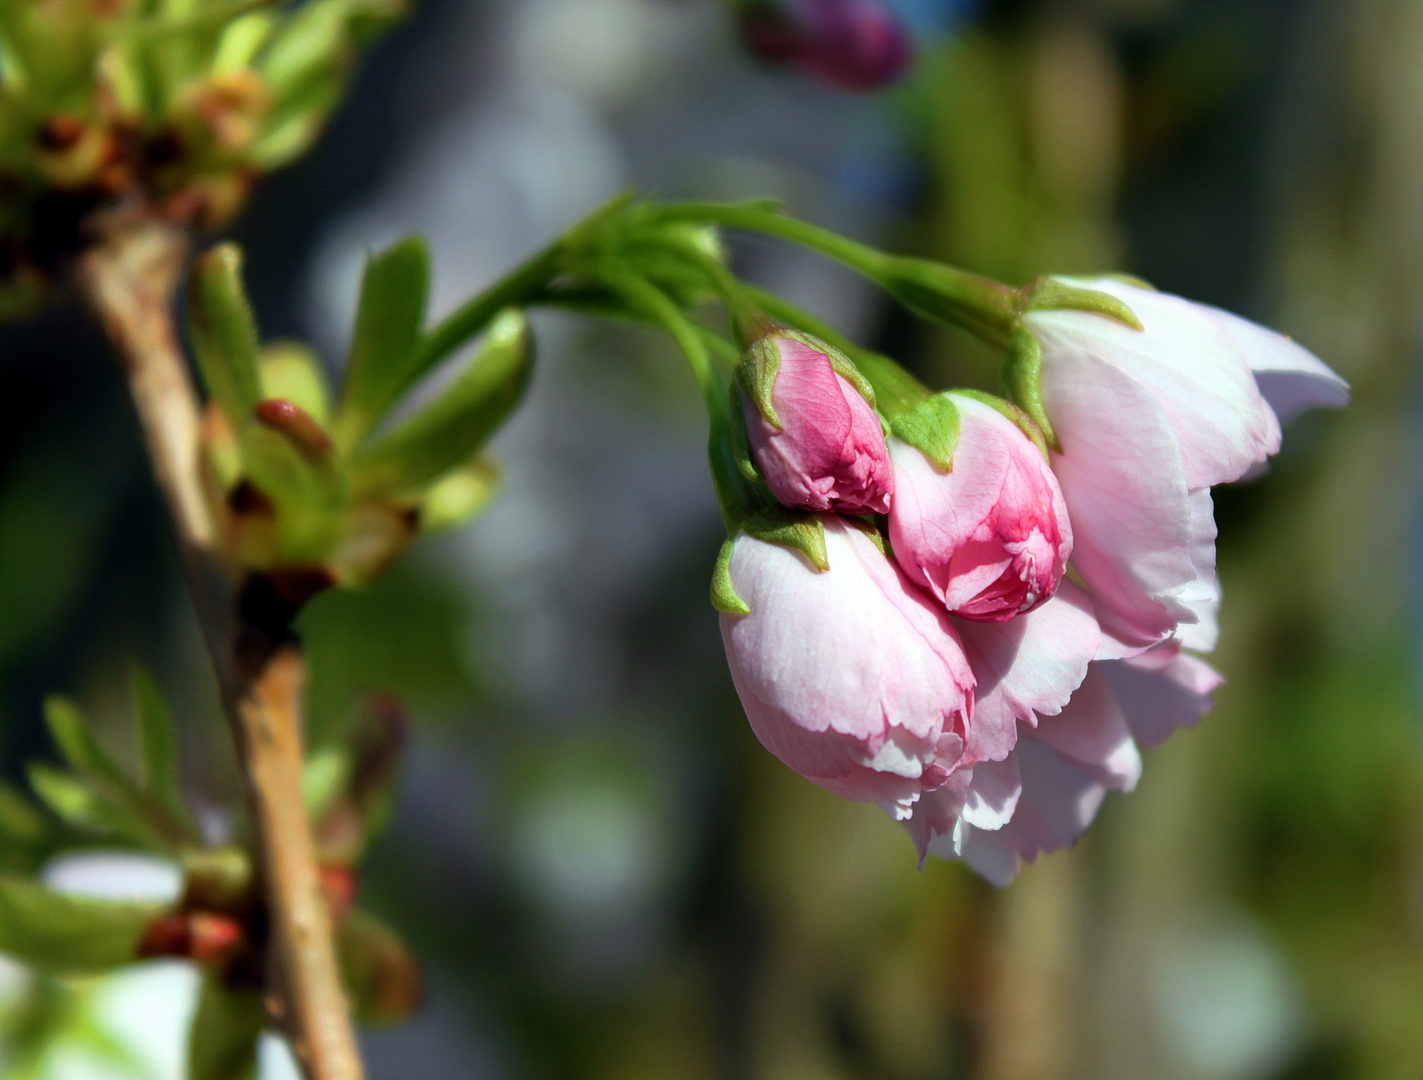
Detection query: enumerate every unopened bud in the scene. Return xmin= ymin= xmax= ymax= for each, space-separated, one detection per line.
xmin=736 ymin=330 xmax=892 ymax=515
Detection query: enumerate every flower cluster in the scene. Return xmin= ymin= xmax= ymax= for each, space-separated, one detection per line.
xmin=716 ymin=279 xmax=1347 ymax=883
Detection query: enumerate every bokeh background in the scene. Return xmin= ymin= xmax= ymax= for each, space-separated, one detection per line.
xmin=1 ymin=0 xmax=1420 ymax=1076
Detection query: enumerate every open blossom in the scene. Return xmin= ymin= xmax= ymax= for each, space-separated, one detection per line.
xmin=739 ymin=331 xmax=893 ymax=515
xmin=718 ymin=516 xmax=976 ymax=820
xmin=888 ymin=393 xmax=1071 ymax=621
xmin=1024 ymin=276 xmax=1349 ymax=648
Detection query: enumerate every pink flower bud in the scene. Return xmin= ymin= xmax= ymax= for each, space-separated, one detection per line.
xmin=737 ymin=0 xmax=912 ymax=92
xmin=738 ymin=332 xmax=893 ymax=515
xmin=719 ymin=517 xmax=975 ymax=819
xmin=888 ymin=393 xmax=1071 ymax=621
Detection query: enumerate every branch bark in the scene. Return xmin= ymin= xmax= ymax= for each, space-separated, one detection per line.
xmin=78 ymin=213 xmax=365 ymax=1080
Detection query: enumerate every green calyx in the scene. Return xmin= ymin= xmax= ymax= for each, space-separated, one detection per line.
xmin=742 ymin=505 xmax=829 ymax=572
xmin=711 ymin=539 xmax=749 ymax=615
xmin=890 ymin=394 xmax=961 ymax=472
xmin=951 ymin=389 xmax=1050 ymax=462
xmin=1021 ymin=277 xmax=1144 ymax=331
xmin=1001 ymin=326 xmax=1059 ymax=452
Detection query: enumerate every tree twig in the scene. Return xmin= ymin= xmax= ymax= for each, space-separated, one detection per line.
xmin=78 ymin=212 xmax=365 ymax=1080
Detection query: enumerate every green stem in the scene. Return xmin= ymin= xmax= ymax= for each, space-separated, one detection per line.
xmin=652 ymin=202 xmax=1019 ymax=344
xmin=407 ymin=244 xmax=561 ymax=382
xmin=608 ymin=272 xmax=726 ymax=423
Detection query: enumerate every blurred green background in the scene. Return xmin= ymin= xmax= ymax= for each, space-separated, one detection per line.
xmin=1 ymin=0 xmax=1419 ymax=1077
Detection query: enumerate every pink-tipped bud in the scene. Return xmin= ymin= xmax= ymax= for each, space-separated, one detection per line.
xmin=737 ymin=331 xmax=894 ymax=515
xmin=888 ymin=392 xmax=1071 ymax=621
xmin=737 ymin=0 xmax=912 ymax=92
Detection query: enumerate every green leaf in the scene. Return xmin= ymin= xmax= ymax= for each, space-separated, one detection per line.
xmin=188 ymin=244 xmax=264 ymax=429
xmin=27 ymin=765 xmax=166 ymax=850
xmin=350 ymin=308 xmax=533 ymax=496
xmin=418 ymin=456 xmax=501 ymax=533
xmin=334 ymin=235 xmax=430 ymax=450
xmin=890 ymin=394 xmax=961 ymax=472
xmin=711 ymin=539 xmax=749 ymax=615
xmin=339 ymin=909 xmax=422 ymax=1025
xmin=212 ymin=9 xmax=276 ymax=74
xmin=44 ymin=697 xmax=130 ymax=792
xmin=0 ymin=875 xmax=159 ymax=973
xmin=188 ymin=975 xmax=265 ymax=1080
xmin=742 ymin=508 xmax=829 ymax=572
xmin=0 ymin=783 xmax=45 ymax=846
xmin=259 ymin=342 xmax=332 ymax=425
xmin=239 ymin=412 xmax=346 ymax=564
xmin=302 ymin=748 xmax=350 ymax=823
xmin=259 ymin=0 xmax=349 ymax=100
xmin=130 ymin=663 xmax=188 ymax=826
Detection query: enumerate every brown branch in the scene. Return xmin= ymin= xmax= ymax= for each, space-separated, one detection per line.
xmin=78 ymin=213 xmax=365 ymax=1080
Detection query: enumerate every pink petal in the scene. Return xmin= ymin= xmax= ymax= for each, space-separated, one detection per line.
xmin=1032 ymin=667 xmax=1142 ymax=792
xmin=1041 ymin=347 xmax=1197 ymax=647
xmin=1029 ymin=278 xmax=1280 ymax=490
xmin=953 ymin=581 xmax=1101 ymax=763
xmin=1097 ymin=645 xmax=1223 ymax=749
xmin=958 ymin=734 xmax=1108 ymax=886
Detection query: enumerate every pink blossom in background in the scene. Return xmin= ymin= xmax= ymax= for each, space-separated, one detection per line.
xmin=718 ymin=516 xmax=975 ymax=820
xmin=741 ymin=333 xmax=894 ymax=515
xmin=736 ymin=0 xmax=912 ymax=92
xmin=1026 ymin=276 xmax=1349 ymax=650
xmin=888 ymin=392 xmax=1071 ymax=622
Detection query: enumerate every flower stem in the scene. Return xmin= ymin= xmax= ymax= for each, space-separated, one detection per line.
xmin=78 ymin=213 xmax=364 ymax=1080
xmin=652 ymin=201 xmax=1019 ymax=343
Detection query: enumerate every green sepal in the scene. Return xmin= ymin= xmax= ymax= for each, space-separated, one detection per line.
xmin=418 ymin=456 xmax=501 ymax=533
xmin=734 ymin=334 xmax=783 ymax=429
xmin=187 ymin=976 xmax=265 ymax=1080
xmin=350 ymin=308 xmax=532 ymax=496
xmin=187 ymin=244 xmax=264 ymax=430
xmin=0 ymin=875 xmax=160 ymax=974
xmin=1102 ymin=272 xmax=1156 ymax=291
xmin=890 ymin=394 xmax=961 ymax=472
xmin=711 ymin=539 xmax=750 ymax=615
xmin=1022 ymin=277 xmax=1144 ymax=330
xmin=742 ymin=507 xmax=829 ymax=572
xmin=952 ymin=389 xmax=1050 ymax=462
xmin=334 ymin=235 xmax=431 ymax=450
xmin=1002 ymin=326 xmax=1060 ymax=452
xmin=733 ymin=328 xmax=878 ymax=431
xmin=728 ymin=381 xmax=761 ymax=482
xmin=843 ymin=515 xmax=888 ymax=556
xmin=260 ymin=342 xmax=332 ymax=425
